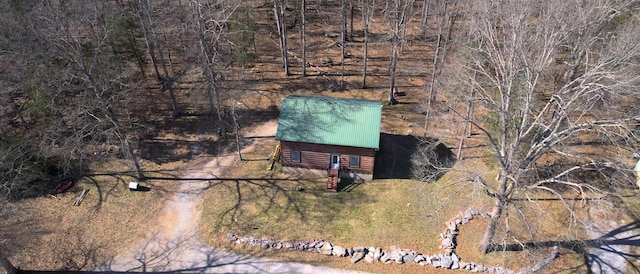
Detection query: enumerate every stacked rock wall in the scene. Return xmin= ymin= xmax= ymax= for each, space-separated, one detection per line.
xmin=225 ymin=209 xmax=521 ymax=274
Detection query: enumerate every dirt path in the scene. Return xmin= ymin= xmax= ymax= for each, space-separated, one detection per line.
xmin=584 ymin=200 xmax=635 ymax=274
xmin=111 ymin=120 xmax=366 ymax=273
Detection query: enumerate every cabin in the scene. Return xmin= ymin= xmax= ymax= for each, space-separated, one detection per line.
xmin=275 ymin=95 xmax=382 ymax=188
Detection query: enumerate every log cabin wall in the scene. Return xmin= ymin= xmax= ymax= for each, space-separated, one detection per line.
xmin=280 ymin=141 xmax=375 ymax=175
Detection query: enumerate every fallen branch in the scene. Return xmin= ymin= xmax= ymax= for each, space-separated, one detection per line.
xmin=73 ymin=189 xmax=89 ymax=206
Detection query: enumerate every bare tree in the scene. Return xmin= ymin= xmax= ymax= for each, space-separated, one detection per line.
xmin=232 ymin=99 xmax=243 ymax=161
xmin=274 ymin=0 xmax=290 ymax=76
xmin=386 ymin=0 xmax=415 ymax=105
xmin=455 ymin=70 xmax=475 ymax=160
xmin=411 ymin=138 xmax=455 ymax=182
xmin=349 ymin=0 xmax=355 ymax=39
xmin=187 ymin=0 xmax=241 ymax=135
xmin=0 ymin=1 xmax=116 ymax=197
xmin=419 ymin=0 xmax=430 ymax=38
xmin=132 ymin=0 xmax=180 ymax=118
xmin=360 ymin=0 xmax=375 ymax=88
xmin=450 ymin=0 xmax=640 ymax=254
xmin=340 ymin=0 xmax=347 ymax=89
xmin=300 ymin=0 xmax=307 ymax=76
xmin=15 ymin=1 xmax=145 ymax=179
xmin=0 ymin=139 xmax=52 ymax=199
xmin=423 ymin=0 xmax=459 ymax=133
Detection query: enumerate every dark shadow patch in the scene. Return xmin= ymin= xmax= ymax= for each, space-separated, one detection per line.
xmin=139 ymin=107 xmax=279 ymax=164
xmin=338 ymin=177 xmax=363 ymax=192
xmin=373 ymin=133 xmax=419 ymax=179
xmin=374 ymin=134 xmax=455 ymax=181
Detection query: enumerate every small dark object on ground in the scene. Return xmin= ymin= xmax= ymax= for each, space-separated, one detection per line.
xmin=129 ymin=182 xmax=151 ymax=192
xmin=48 ymin=178 xmax=74 ymax=195
xmin=393 ymin=87 xmax=406 ymax=97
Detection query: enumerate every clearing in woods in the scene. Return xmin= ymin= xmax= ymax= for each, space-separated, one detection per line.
xmin=0 ymin=0 xmax=637 ymax=273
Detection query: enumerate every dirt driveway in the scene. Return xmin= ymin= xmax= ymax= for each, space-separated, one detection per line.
xmin=110 ymin=120 xmax=367 ymax=273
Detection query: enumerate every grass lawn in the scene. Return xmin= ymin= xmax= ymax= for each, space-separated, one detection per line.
xmin=0 ymin=159 xmax=181 ymax=271
xmin=196 ymin=136 xmax=554 ymax=273
xmin=196 ymin=120 xmax=639 ymax=274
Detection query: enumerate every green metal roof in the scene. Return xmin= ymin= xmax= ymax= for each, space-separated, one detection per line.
xmin=275 ymin=95 xmax=382 ymax=149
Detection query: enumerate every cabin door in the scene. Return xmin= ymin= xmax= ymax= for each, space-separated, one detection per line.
xmin=330 ymin=153 xmax=340 ymax=169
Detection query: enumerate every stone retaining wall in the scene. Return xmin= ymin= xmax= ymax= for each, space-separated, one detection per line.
xmin=225 ymin=208 xmax=519 ymax=274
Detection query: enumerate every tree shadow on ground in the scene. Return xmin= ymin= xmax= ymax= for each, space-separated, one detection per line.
xmin=487 ymin=221 xmax=640 ymax=273
xmin=207 ymin=176 xmax=373 ymax=232
xmin=374 ymin=133 xmax=455 ymax=180
xmin=12 ymin=175 xmax=346 ymax=273
xmin=374 ymin=133 xmax=418 ymax=179
xmin=79 ymin=172 xmax=173 ymax=212
xmin=14 ymin=232 xmax=319 ymax=273
xmin=138 ymin=174 xmax=373 ymax=241
xmin=139 ymin=108 xmax=279 ymax=164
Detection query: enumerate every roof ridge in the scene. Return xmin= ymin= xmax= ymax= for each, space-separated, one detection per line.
xmin=285 ymin=94 xmax=382 ymax=105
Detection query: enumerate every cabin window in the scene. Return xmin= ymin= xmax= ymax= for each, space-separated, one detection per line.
xmin=291 ymin=150 xmax=301 ymax=163
xmin=349 ymin=155 xmax=360 ymax=167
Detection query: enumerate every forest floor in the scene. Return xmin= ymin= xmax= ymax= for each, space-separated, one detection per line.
xmin=1 ymin=0 xmax=638 ymax=272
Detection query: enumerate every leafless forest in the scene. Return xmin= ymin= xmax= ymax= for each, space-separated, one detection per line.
xmin=1 ymin=0 xmax=639 ymax=271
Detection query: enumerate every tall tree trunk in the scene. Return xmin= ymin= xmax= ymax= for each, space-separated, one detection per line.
xmin=480 ymin=197 xmax=506 ymax=254
xmin=232 ymin=101 xmax=242 ymax=160
xmin=456 ymin=83 xmax=474 ymax=159
xmin=192 ymin=2 xmax=225 ymax=135
xmin=128 ymin=28 xmax=146 ymax=76
xmin=361 ymin=0 xmax=372 ymax=88
xmin=423 ymin=25 xmax=441 ymax=132
xmin=205 ymin=81 xmax=224 ymax=135
xmin=423 ymin=99 xmax=432 ymax=135
xmin=388 ymin=35 xmax=399 ymax=105
xmin=300 ymin=0 xmax=307 ymax=76
xmin=425 ymin=1 xmax=456 ymax=132
xmin=135 ymin=0 xmax=179 ymax=117
xmin=361 ymin=21 xmax=369 ymax=88
xmin=349 ymin=0 xmax=354 ymax=39
xmin=340 ymin=0 xmax=346 ymax=90
xmin=120 ymin=130 xmax=146 ymax=180
xmin=420 ymin=0 xmax=430 ymax=38
xmin=86 ymin=76 xmax=145 ymax=180
xmin=101 ymin=102 xmax=145 ymax=180
xmin=456 ymin=70 xmax=475 ymax=158
xmin=155 ymin=36 xmax=179 ymax=118
xmin=274 ymin=0 xmax=289 ymax=76
xmin=341 ymin=0 xmax=348 ymax=42
xmin=387 ymin=0 xmax=413 ymax=105
xmin=480 ymin=169 xmax=509 ymax=254
xmin=135 ymin=0 xmax=161 ymax=80
xmin=428 ymin=30 xmax=442 ymax=100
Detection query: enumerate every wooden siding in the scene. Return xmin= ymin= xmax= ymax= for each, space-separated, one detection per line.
xmin=281 ymin=141 xmax=375 ymax=174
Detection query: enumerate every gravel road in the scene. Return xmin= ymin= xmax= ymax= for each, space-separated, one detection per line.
xmin=585 ymin=200 xmax=635 ymax=274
